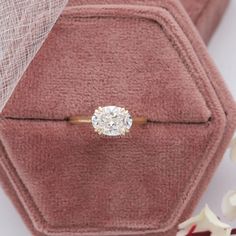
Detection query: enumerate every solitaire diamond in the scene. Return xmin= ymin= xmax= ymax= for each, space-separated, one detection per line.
xmin=91 ymin=106 xmax=133 ymax=136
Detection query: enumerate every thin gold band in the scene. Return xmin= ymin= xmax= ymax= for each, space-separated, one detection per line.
xmin=69 ymin=116 xmax=148 ymax=125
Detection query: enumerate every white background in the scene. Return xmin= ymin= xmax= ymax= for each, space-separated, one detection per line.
xmin=0 ymin=1 xmax=236 ymax=235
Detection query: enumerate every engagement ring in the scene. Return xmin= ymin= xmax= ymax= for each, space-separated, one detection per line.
xmin=69 ymin=105 xmax=147 ymax=136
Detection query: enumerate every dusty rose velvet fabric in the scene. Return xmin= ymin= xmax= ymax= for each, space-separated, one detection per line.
xmin=0 ymin=0 xmax=234 ymax=236
xmin=67 ymin=0 xmax=229 ymax=44
xmin=180 ymin=0 xmax=229 ymax=43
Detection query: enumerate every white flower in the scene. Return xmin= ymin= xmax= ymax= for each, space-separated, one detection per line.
xmin=230 ymin=138 xmax=236 ymax=163
xmin=177 ymin=205 xmax=231 ymax=236
xmin=222 ymin=190 xmax=236 ymax=221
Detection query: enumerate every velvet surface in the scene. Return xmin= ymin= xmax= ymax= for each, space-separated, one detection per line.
xmin=1 ymin=10 xmax=211 ymax=122
xmin=181 ymin=0 xmax=229 ymax=42
xmin=0 ymin=0 xmax=235 ymax=236
xmin=67 ymin=0 xmax=229 ymax=44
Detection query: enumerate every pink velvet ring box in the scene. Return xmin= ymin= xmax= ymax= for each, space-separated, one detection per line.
xmin=0 ymin=0 xmax=235 ymax=236
xmin=180 ymin=0 xmax=229 ymax=43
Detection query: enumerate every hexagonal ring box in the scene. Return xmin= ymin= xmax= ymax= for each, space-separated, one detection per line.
xmin=0 ymin=1 xmax=235 ymax=236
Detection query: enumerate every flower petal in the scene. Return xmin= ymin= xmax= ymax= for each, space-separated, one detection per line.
xmin=177 ymin=205 xmax=231 ymax=236
xmin=222 ymin=190 xmax=236 ymax=221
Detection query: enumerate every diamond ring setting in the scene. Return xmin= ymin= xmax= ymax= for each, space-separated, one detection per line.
xmin=69 ymin=105 xmax=147 ymax=136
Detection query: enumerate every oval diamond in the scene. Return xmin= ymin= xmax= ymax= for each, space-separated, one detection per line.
xmin=91 ymin=106 xmax=133 ymax=136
